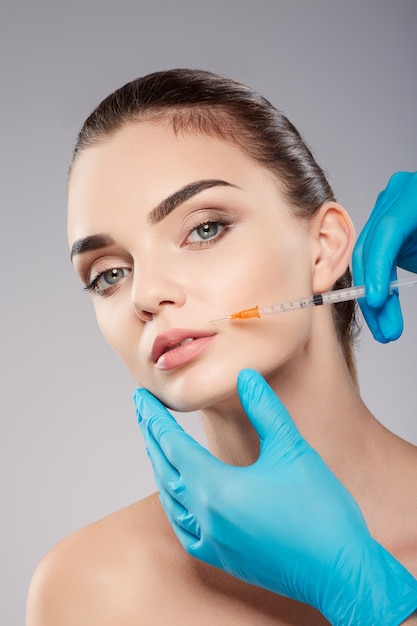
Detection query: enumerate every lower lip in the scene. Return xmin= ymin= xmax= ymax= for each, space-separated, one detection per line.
xmin=155 ymin=336 xmax=216 ymax=371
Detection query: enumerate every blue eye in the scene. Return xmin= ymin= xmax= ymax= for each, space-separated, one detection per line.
xmin=84 ymin=268 xmax=130 ymax=295
xmin=187 ymin=221 xmax=221 ymax=244
xmin=99 ymin=268 xmax=128 ymax=286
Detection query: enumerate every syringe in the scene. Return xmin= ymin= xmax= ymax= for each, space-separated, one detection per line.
xmin=210 ymin=276 xmax=417 ymax=322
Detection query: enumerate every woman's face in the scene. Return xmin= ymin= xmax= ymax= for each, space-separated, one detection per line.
xmin=68 ymin=120 xmax=318 ymax=412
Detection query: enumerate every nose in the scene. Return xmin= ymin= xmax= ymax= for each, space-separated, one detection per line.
xmin=131 ymin=262 xmax=187 ymax=322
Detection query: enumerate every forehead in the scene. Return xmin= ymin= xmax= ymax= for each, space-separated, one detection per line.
xmin=67 ymin=120 xmax=284 ymax=244
xmin=69 ymin=119 xmax=258 ymax=184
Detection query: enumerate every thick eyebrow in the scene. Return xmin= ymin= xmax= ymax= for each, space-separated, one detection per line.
xmin=70 ymin=233 xmax=115 ymax=262
xmin=147 ymin=179 xmax=236 ymax=225
xmin=70 ymin=179 xmax=236 ymax=261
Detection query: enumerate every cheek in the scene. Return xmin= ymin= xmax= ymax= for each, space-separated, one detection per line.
xmin=266 ymin=229 xmax=312 ymax=282
xmin=93 ymin=303 xmax=142 ymax=373
xmin=227 ymin=230 xmax=313 ymax=312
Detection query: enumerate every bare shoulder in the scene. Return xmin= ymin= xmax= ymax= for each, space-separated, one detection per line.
xmin=26 ymin=494 xmax=330 ymax=626
xmin=26 ymin=493 xmax=171 ymax=626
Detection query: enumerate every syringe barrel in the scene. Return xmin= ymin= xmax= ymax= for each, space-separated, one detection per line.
xmin=321 ymin=285 xmax=366 ymax=305
xmin=261 ymin=297 xmax=314 ymax=315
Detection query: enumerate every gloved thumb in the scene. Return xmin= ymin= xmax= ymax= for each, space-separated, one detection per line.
xmin=237 ymin=369 xmax=304 ymax=454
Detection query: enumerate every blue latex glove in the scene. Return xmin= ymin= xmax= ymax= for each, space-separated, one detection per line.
xmin=353 ymin=171 xmax=417 ymax=343
xmin=134 ymin=369 xmax=417 ymax=626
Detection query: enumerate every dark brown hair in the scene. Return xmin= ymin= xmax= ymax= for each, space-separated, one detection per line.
xmin=71 ymin=68 xmax=358 ymax=381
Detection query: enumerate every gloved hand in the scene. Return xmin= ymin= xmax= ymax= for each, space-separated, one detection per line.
xmin=134 ymin=369 xmax=417 ymax=626
xmin=353 ymin=171 xmax=417 ymax=343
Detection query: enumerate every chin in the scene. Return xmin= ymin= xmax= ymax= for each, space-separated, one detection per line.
xmin=145 ymin=360 xmax=262 ymax=414
xmin=154 ymin=385 xmax=240 ymax=414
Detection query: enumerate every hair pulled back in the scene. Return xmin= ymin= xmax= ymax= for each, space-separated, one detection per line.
xmin=72 ymin=69 xmax=358 ymax=381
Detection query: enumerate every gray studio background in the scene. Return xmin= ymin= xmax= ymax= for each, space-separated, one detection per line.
xmin=1 ymin=1 xmax=416 ymax=622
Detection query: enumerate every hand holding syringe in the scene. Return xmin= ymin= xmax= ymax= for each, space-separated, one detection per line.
xmin=210 ymin=276 xmax=417 ymax=322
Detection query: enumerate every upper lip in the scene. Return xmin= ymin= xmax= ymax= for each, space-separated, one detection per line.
xmin=151 ymin=328 xmax=216 ymax=363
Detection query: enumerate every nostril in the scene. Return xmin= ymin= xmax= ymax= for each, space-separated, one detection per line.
xmin=142 ymin=310 xmax=154 ymax=322
xmin=158 ymin=300 xmax=176 ymax=307
xmin=131 ymin=291 xmax=182 ymax=322
xmin=132 ymin=305 xmax=154 ymax=323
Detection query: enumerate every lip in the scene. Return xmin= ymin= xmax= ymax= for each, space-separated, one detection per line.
xmin=152 ymin=328 xmax=216 ymax=371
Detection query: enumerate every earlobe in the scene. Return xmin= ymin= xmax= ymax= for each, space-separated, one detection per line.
xmin=310 ymin=202 xmax=355 ymax=294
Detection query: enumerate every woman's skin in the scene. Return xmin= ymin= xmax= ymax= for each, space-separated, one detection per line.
xmin=26 ymin=121 xmax=417 ymax=625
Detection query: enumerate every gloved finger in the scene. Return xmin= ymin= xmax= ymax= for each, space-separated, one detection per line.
xmin=397 ymin=232 xmax=417 ymax=274
xmin=353 ymin=172 xmax=407 ymax=279
xmin=372 ymin=294 xmax=404 ymax=343
xmin=137 ymin=421 xmax=202 ymax=540
xmin=151 ymin=457 xmax=205 ymax=559
xmin=135 ymin=393 xmax=202 ymax=515
xmin=360 ymin=217 xmax=408 ymax=309
xmin=158 ymin=484 xmax=201 ymax=540
xmin=135 ymin=387 xmax=199 ymax=464
xmin=353 ymin=172 xmax=414 ymax=303
xmin=355 ymin=263 xmax=404 ymax=343
xmin=352 ymin=173 xmax=413 ymax=341
xmin=154 ymin=456 xmax=218 ymax=566
xmin=237 ymin=369 xmax=307 ymax=459
xmin=158 ymin=485 xmax=203 ymax=554
xmin=134 ymin=387 xmax=222 ymax=485
xmin=171 ymin=518 xmax=202 ymax=555
xmin=140 ymin=418 xmax=186 ymax=501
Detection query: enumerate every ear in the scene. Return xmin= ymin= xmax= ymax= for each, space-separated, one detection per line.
xmin=309 ymin=202 xmax=355 ymax=294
